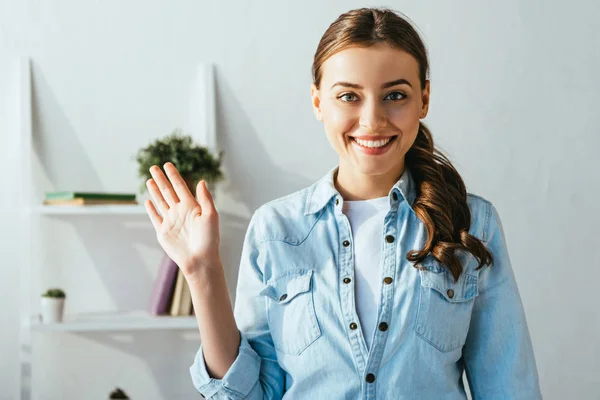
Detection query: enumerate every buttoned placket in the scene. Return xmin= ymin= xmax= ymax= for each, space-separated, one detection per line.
xmin=334 ymin=194 xmax=368 ymax=375
xmin=364 ymin=189 xmax=401 ymax=399
xmin=334 ymin=189 xmax=402 ymax=399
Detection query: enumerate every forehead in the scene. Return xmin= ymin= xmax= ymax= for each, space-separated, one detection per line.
xmin=320 ymin=43 xmax=420 ymax=87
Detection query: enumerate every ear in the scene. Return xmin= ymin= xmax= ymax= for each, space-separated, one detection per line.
xmin=420 ymin=80 xmax=431 ymax=119
xmin=311 ymin=83 xmax=323 ymax=122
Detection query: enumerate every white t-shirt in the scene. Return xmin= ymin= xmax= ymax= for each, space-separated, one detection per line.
xmin=341 ymin=196 xmax=389 ymax=350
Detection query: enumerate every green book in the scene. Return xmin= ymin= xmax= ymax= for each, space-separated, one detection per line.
xmin=44 ymin=191 xmax=136 ymax=201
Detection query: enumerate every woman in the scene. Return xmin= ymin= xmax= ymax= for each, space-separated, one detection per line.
xmin=145 ymin=7 xmax=542 ymax=399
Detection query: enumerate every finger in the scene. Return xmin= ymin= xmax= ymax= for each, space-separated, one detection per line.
xmin=196 ymin=180 xmax=216 ymax=214
xmin=164 ymin=162 xmax=194 ymax=202
xmin=150 ymin=165 xmax=180 ymax=207
xmin=146 ymin=178 xmax=169 ymax=215
xmin=144 ymin=199 xmax=163 ymax=229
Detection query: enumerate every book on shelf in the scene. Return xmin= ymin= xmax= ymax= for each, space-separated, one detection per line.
xmin=149 ymin=253 xmax=180 ymax=316
xmin=170 ymin=269 xmax=193 ymax=317
xmin=148 ymin=254 xmax=194 ymax=317
xmin=170 ymin=270 xmax=185 ymax=316
xmin=179 ymin=275 xmax=193 ymax=316
xmin=43 ymin=198 xmax=139 ymax=206
xmin=44 ymin=191 xmax=136 ymax=202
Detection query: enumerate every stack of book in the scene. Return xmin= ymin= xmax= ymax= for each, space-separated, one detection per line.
xmin=43 ymin=191 xmax=138 ymax=206
xmin=148 ymin=253 xmax=194 ymax=317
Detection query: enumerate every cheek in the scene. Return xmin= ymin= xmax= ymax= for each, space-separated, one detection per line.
xmin=387 ymin=102 xmax=421 ymax=125
xmin=390 ymin=105 xmax=421 ymax=148
xmin=322 ymin=102 xmax=356 ymax=133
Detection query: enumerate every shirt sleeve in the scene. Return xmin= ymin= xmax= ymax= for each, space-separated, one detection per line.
xmin=463 ymin=201 xmax=543 ymax=399
xmin=189 ymin=209 xmax=286 ymax=399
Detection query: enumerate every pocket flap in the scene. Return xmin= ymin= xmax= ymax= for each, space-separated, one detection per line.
xmin=419 ymin=259 xmax=478 ymax=303
xmin=420 ymin=256 xmax=447 ymax=274
xmin=259 ymin=269 xmax=313 ymax=304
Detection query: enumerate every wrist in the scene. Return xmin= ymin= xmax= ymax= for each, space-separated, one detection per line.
xmin=182 ymin=254 xmax=220 ymax=273
xmin=183 ymin=258 xmax=223 ymax=285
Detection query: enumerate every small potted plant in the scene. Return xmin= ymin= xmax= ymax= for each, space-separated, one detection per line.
xmin=109 ymin=387 xmax=130 ymax=399
xmin=40 ymin=288 xmax=66 ymax=323
xmin=134 ymin=128 xmax=225 ymax=198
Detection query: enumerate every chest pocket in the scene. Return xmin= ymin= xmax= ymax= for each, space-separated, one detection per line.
xmin=259 ymin=269 xmax=321 ymax=356
xmin=415 ymin=259 xmax=478 ymax=353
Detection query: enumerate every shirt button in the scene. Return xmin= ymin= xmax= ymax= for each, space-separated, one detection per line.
xmin=335 ymin=198 xmax=339 ymax=206
xmin=279 ymin=294 xmax=287 ymax=301
xmin=392 ymin=192 xmax=398 ymax=201
xmin=385 ymin=235 xmax=395 ymax=243
xmin=350 ymin=322 xmax=358 ymax=330
xmin=383 ymin=277 xmax=393 ymax=284
xmin=378 ymin=322 xmax=388 ymax=331
xmin=343 ymin=277 xmax=351 ymax=284
xmin=343 ymin=240 xmax=350 ymax=247
xmin=447 ymin=289 xmax=454 ymax=299
xmin=366 ymin=373 xmax=376 ymax=383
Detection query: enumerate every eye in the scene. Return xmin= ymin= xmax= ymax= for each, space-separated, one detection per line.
xmin=385 ymin=91 xmax=406 ymax=101
xmin=337 ymin=93 xmax=358 ymax=102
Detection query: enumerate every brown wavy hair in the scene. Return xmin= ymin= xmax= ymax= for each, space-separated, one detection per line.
xmin=312 ymin=7 xmax=493 ymax=283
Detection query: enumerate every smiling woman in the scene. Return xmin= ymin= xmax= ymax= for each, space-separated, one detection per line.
xmin=148 ymin=6 xmax=545 ymax=400
xmin=309 ymin=13 xmax=496 ymax=284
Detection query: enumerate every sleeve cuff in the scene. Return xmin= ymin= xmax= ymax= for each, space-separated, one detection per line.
xmin=189 ymin=331 xmax=262 ymax=399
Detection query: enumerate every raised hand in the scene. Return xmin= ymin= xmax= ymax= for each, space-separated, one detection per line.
xmin=144 ymin=162 xmax=221 ymax=278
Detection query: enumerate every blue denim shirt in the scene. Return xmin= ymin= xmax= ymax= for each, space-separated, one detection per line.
xmin=190 ymin=165 xmax=542 ymax=399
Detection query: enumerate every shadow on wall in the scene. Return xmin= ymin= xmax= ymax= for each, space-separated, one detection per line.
xmin=211 ymin=66 xmax=315 ymax=297
xmin=29 ymin=62 xmax=155 ymax=311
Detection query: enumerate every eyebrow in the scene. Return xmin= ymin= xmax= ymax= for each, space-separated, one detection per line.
xmin=330 ymin=78 xmax=413 ymax=90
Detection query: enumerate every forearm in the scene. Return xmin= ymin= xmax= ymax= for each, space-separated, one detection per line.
xmin=186 ymin=262 xmax=241 ymax=380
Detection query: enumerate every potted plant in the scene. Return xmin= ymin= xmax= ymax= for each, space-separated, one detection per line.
xmin=109 ymin=387 xmax=130 ymax=399
xmin=134 ymin=128 xmax=225 ymax=198
xmin=40 ymin=288 xmax=66 ymax=323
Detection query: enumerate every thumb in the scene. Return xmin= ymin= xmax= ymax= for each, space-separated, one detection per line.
xmin=196 ymin=180 xmax=216 ymax=212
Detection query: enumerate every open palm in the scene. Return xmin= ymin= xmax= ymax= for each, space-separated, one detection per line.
xmin=144 ymin=162 xmax=221 ymax=277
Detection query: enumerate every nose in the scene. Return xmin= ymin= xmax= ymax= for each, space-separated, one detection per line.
xmin=359 ymin=98 xmax=387 ymax=132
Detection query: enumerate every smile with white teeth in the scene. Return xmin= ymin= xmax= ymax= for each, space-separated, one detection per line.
xmin=351 ymin=136 xmax=395 ymax=148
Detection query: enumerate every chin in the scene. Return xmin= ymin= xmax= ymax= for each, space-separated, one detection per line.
xmin=351 ymin=163 xmax=395 ymax=176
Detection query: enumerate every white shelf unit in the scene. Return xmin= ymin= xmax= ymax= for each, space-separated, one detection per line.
xmin=30 ymin=310 xmax=198 ymax=333
xmin=16 ymin=57 xmax=217 ymax=399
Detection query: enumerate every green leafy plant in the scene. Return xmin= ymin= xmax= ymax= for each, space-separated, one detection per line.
xmin=135 ymin=128 xmax=225 ymax=196
xmin=109 ymin=387 xmax=130 ymax=399
xmin=41 ymin=288 xmax=66 ymax=298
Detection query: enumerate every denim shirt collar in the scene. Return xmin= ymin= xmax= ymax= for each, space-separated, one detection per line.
xmin=304 ymin=165 xmax=416 ymax=215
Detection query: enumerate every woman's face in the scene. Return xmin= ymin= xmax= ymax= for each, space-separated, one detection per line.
xmin=311 ymin=43 xmax=430 ymax=178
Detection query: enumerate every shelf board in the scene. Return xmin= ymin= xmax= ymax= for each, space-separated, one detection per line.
xmin=30 ymin=205 xmax=148 ymax=216
xmin=30 ymin=310 xmax=197 ymax=332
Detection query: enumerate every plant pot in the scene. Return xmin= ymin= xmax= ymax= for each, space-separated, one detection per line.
xmin=40 ymin=297 xmax=65 ymax=323
xmin=108 ymin=387 xmax=130 ymax=399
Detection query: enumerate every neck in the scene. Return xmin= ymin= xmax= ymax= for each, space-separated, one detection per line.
xmin=334 ymin=159 xmax=405 ymax=201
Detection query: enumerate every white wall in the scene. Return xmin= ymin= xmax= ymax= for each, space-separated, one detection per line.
xmin=1 ymin=0 xmax=598 ymax=399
